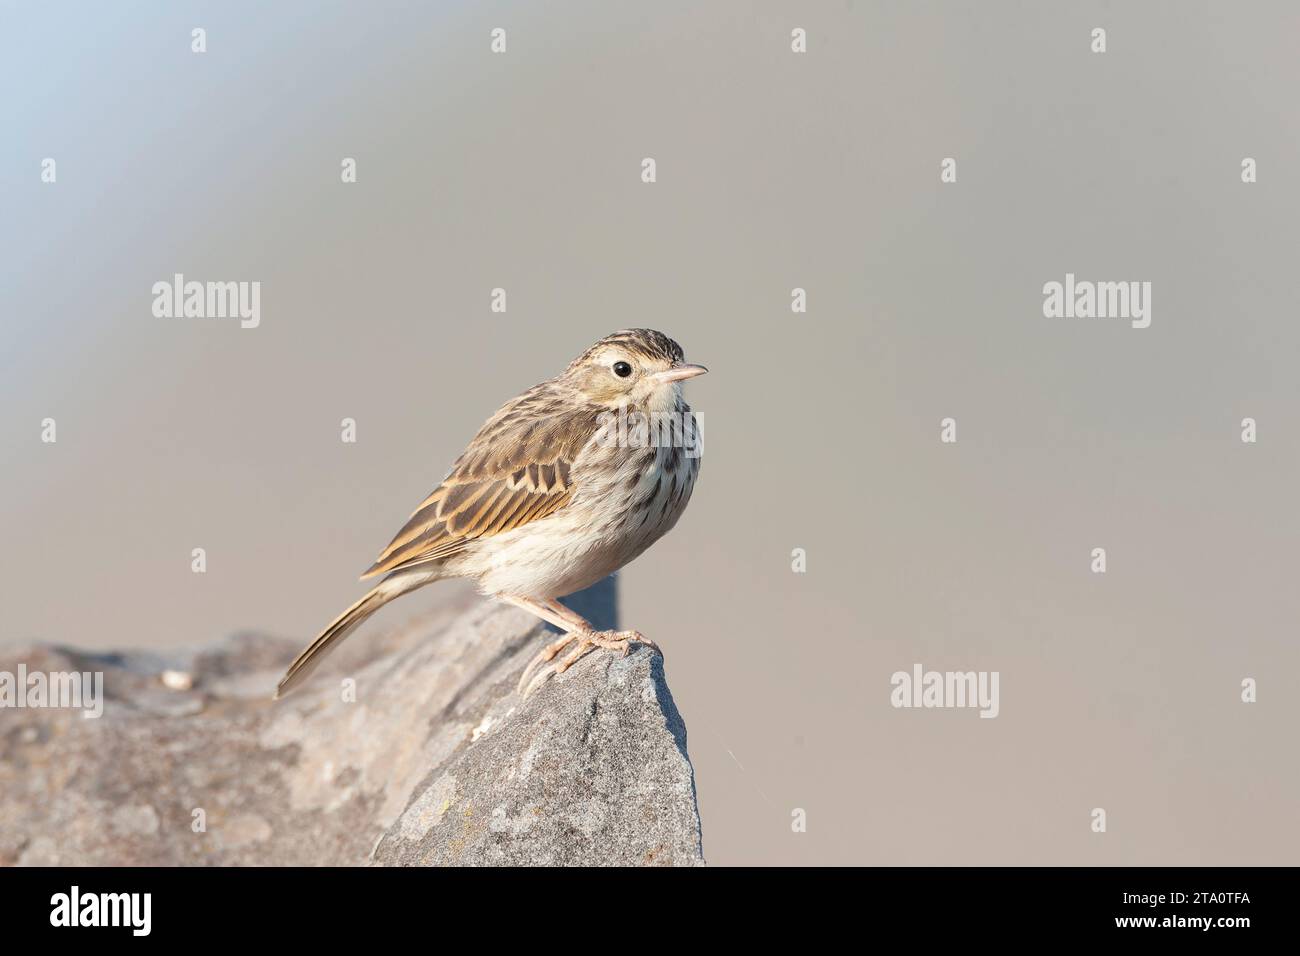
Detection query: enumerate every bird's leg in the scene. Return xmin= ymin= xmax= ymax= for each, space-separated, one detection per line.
xmin=497 ymin=594 xmax=659 ymax=697
xmin=497 ymin=594 xmax=594 ymax=693
xmin=498 ymin=593 xmax=592 ymax=640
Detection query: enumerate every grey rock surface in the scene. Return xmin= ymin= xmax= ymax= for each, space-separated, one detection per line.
xmin=0 ymin=582 xmax=704 ymax=866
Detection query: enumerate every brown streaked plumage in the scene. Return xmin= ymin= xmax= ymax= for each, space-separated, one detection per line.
xmin=275 ymin=329 xmax=706 ymax=699
xmin=361 ymin=387 xmax=592 ymax=578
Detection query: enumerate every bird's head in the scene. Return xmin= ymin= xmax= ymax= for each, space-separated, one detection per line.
xmin=562 ymin=329 xmax=707 ymax=411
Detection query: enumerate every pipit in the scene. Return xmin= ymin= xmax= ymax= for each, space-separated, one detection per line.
xmin=275 ymin=329 xmax=706 ymax=700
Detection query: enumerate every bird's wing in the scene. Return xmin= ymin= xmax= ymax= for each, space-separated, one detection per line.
xmin=360 ymin=386 xmax=601 ymax=579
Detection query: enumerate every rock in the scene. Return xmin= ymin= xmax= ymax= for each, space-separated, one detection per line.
xmin=373 ymin=642 xmax=700 ymax=866
xmin=0 ymin=579 xmax=704 ymax=866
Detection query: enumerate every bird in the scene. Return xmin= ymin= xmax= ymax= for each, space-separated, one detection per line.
xmin=275 ymin=329 xmax=706 ymax=700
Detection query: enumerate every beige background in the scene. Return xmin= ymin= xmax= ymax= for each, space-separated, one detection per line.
xmin=3 ymin=1 xmax=1298 ymax=865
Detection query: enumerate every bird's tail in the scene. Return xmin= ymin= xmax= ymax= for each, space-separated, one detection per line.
xmin=274 ymin=570 xmax=436 ymax=699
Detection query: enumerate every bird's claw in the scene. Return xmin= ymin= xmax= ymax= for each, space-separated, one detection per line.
xmin=515 ymin=632 xmax=579 ymax=696
xmin=517 ymin=630 xmax=660 ymax=698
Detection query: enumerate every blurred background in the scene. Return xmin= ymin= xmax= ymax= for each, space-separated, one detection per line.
xmin=3 ymin=0 xmax=1298 ymax=865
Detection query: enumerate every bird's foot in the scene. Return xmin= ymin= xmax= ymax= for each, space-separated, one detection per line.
xmin=516 ymin=632 xmax=581 ymax=696
xmin=555 ymin=629 xmax=659 ymax=672
xmin=517 ymin=629 xmax=660 ymax=698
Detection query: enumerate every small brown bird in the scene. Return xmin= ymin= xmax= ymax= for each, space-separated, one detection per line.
xmin=276 ymin=329 xmax=706 ymax=699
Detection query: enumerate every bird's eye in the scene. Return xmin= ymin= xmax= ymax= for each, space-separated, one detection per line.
xmin=612 ymin=361 xmax=633 ymax=378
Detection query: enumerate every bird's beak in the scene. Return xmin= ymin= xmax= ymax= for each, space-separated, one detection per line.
xmin=654 ymin=363 xmax=708 ymax=384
